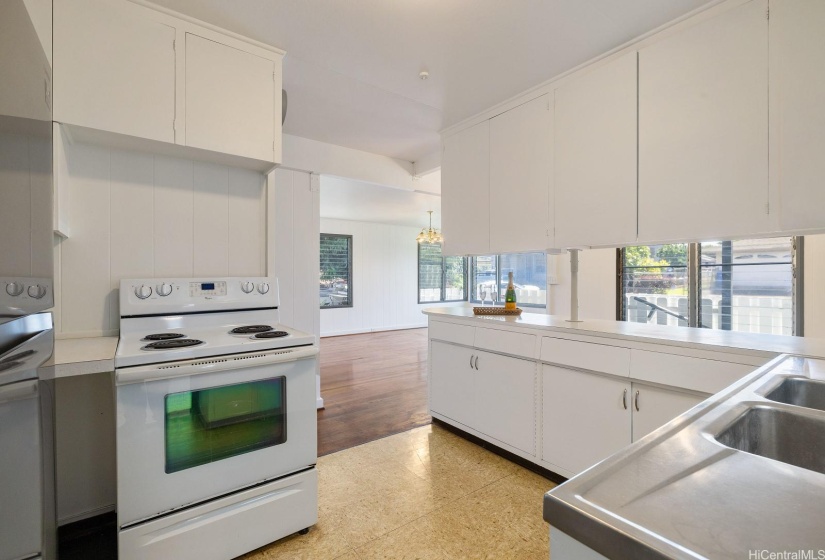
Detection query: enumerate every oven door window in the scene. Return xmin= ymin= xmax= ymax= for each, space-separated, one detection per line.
xmin=164 ymin=377 xmax=287 ymax=473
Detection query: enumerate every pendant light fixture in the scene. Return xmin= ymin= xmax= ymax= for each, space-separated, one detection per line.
xmin=416 ymin=210 xmax=443 ymax=244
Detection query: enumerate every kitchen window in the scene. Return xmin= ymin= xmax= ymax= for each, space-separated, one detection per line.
xmin=618 ymin=237 xmax=802 ymax=336
xmin=320 ymin=234 xmax=353 ymax=308
xmin=469 ymin=252 xmax=547 ymax=308
xmin=418 ymin=243 xmax=467 ymax=303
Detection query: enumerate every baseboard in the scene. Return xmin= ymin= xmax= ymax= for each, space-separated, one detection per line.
xmin=432 ymin=418 xmax=568 ymax=486
xmin=58 ymin=504 xmax=116 ymax=527
xmin=320 ymin=323 xmax=427 ymax=338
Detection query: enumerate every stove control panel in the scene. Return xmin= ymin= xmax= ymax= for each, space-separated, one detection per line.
xmin=120 ymin=277 xmax=279 ymax=316
xmin=189 ymin=281 xmax=227 ymax=297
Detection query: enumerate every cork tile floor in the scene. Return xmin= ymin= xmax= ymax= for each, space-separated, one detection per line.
xmin=241 ymin=424 xmax=556 ymax=560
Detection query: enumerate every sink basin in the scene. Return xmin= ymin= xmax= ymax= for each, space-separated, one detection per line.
xmin=715 ymin=407 xmax=825 ymax=475
xmin=766 ymin=377 xmax=825 ymax=412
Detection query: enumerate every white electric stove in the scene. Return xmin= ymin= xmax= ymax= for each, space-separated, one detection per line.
xmin=115 ymin=277 xmax=318 ymax=560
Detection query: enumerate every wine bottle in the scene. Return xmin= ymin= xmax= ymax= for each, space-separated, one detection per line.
xmin=504 ymin=271 xmax=517 ymax=310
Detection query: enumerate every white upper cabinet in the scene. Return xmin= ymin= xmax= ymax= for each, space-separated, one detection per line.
xmin=441 ymin=121 xmax=490 ymax=256
xmin=52 ymin=0 xmax=283 ymax=171
xmin=638 ymin=0 xmax=769 ymax=243
xmin=185 ymin=34 xmax=278 ymax=163
xmin=489 ymin=94 xmax=553 ymax=253
xmin=771 ymin=0 xmax=825 ymax=232
xmin=54 ymin=0 xmax=176 ymax=143
xmin=554 ymin=52 xmax=638 ymax=249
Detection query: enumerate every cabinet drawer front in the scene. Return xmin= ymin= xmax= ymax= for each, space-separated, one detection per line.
xmin=428 ymin=321 xmax=475 ymax=347
xmin=630 ymin=350 xmax=754 ymax=394
xmin=475 ymin=328 xmax=537 ymax=359
xmin=540 ymin=337 xmax=630 ymax=377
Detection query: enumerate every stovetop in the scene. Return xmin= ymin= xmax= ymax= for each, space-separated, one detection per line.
xmin=115 ymin=276 xmax=316 ymax=368
xmin=115 ymin=311 xmax=316 ymax=368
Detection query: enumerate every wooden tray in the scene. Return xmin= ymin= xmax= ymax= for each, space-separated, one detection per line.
xmin=472 ymin=306 xmax=523 ymax=316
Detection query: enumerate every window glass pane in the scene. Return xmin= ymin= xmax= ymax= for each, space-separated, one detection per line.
xmin=444 ymin=256 xmax=466 ymax=302
xmin=699 ymin=237 xmax=793 ymax=335
xmin=320 ymin=234 xmax=352 ymax=308
xmin=471 ymin=255 xmax=497 ymax=303
xmin=622 ymin=244 xmax=690 ymax=326
xmin=471 ymin=253 xmax=546 ymax=307
xmin=418 ymin=243 xmax=443 ymax=302
xmin=165 ymin=377 xmax=287 ymax=473
xmin=500 ymin=253 xmax=547 ymax=307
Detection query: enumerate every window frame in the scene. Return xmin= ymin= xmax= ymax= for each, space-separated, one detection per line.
xmin=468 ymin=253 xmax=547 ymax=309
xmin=616 ymin=237 xmax=803 ymax=335
xmin=319 ymin=233 xmax=353 ymax=310
xmin=416 ymin=243 xmax=468 ymax=304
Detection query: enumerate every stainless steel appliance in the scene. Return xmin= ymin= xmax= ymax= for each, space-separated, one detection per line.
xmin=115 ymin=277 xmax=318 ymax=560
xmin=0 ymin=1 xmax=56 ymax=559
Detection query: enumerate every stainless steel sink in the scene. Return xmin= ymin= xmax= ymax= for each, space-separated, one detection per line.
xmin=766 ymin=377 xmax=825 ymax=412
xmin=715 ymin=406 xmax=825 ymax=475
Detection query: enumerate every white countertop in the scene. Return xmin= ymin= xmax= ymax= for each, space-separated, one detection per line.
xmin=44 ymin=336 xmax=119 ymax=379
xmin=423 ymin=307 xmax=825 ymax=359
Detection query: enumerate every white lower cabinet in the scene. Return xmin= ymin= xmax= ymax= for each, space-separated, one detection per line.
xmin=430 ymin=341 xmax=476 ymax=428
xmin=630 ymin=383 xmax=706 ymax=442
xmin=542 ymin=365 xmax=631 ymax=475
xmin=474 ymin=350 xmax=536 ymax=455
xmin=542 ymin=365 xmax=709 ymax=476
xmin=429 ymin=341 xmax=536 ymax=455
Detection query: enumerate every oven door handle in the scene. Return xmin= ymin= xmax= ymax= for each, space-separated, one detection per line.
xmin=115 ymin=346 xmax=319 ymax=385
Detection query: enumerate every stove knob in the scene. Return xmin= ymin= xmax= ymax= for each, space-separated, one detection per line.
xmin=241 ymin=281 xmax=255 ymax=294
xmin=5 ymin=282 xmax=24 ymax=296
xmin=27 ymin=284 xmax=47 ymax=299
xmin=135 ymin=285 xmax=152 ymax=299
xmin=257 ymin=282 xmax=270 ymax=295
xmin=156 ymin=283 xmax=173 ymax=297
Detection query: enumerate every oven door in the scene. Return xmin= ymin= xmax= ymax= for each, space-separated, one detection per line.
xmin=115 ymin=346 xmax=318 ymax=527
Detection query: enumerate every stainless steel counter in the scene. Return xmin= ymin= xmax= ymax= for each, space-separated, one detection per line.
xmin=543 ymin=355 xmax=825 ymax=560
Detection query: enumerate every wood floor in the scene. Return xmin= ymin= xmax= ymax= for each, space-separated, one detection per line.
xmin=317 ymin=328 xmax=431 ymax=456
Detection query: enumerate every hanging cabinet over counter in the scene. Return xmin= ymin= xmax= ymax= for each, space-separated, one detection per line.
xmin=53 ymin=0 xmax=283 ymax=173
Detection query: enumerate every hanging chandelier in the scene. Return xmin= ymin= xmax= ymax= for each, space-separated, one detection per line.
xmin=416 ymin=210 xmax=443 ymax=244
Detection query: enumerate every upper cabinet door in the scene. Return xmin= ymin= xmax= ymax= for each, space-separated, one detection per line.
xmin=185 ymin=34 xmax=276 ymax=163
xmin=441 ymin=121 xmax=490 ymax=256
xmin=554 ymin=52 xmax=638 ymax=249
xmin=771 ymin=0 xmax=825 ymax=232
xmin=53 ymin=0 xmax=176 ymax=143
xmin=489 ymin=95 xmax=553 ymax=253
xmin=638 ymin=0 xmax=769 ymax=243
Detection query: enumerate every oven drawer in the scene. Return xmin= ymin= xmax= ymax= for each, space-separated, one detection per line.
xmin=119 ymin=468 xmax=318 ymax=560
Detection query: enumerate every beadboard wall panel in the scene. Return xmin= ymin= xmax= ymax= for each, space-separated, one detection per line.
xmin=55 ymin=143 xmax=266 ymax=337
xmin=269 ymin=168 xmax=320 ymax=339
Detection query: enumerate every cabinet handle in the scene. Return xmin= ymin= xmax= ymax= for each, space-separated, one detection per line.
xmin=622 ymin=389 xmax=627 ymax=410
xmin=470 ymin=355 xmax=474 ymax=369
xmin=474 ymin=356 xmax=479 ymax=370
xmin=635 ymin=390 xmax=640 ymax=412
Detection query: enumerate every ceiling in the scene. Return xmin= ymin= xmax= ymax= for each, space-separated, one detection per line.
xmin=320 ymin=176 xmax=441 ymax=229
xmin=151 ymin=0 xmax=713 ymax=163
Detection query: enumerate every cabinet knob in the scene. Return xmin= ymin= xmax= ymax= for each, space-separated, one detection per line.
xmin=470 ymin=355 xmax=474 ymax=369
xmin=635 ymin=390 xmax=640 ymax=412
xmin=474 ymin=356 xmax=479 ymax=370
xmin=622 ymin=388 xmax=628 ymax=410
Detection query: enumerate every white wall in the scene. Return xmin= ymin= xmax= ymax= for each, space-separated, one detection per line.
xmin=55 ymin=373 xmax=116 ymax=525
xmin=319 ymin=218 xmax=456 ymax=337
xmin=549 ymin=248 xmax=617 ymax=320
xmin=54 ymin=141 xmax=266 ymax=337
xmin=268 ymin=168 xmax=323 ymax=407
xmin=804 ymin=234 xmax=825 ymax=338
